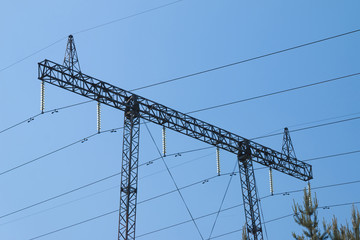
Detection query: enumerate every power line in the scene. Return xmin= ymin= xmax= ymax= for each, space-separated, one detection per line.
xmin=208 ymin=201 xmax=360 ymax=239
xmin=5 ymin=165 xmax=360 ymax=227
xmin=0 ymin=126 xmax=123 ymax=177
xmin=0 ymin=37 xmax=67 ymax=73
xmin=0 ymin=169 xmax=227 ymax=223
xmin=272 ymin=179 xmax=360 ymax=197
xmin=251 ymin=115 xmax=360 ymax=141
xmin=131 ymin=29 xmax=360 ymax=91
xmin=24 ymin=181 xmax=360 ymax=240
xmin=0 ymin=1 xmax=184 ymax=74
xmin=265 ymin=111 xmax=360 ymax=135
xmin=0 ymin=143 xmax=212 ymax=220
xmin=0 ymin=125 xmax=360 ymax=218
xmin=1 ymin=110 xmax=358 ymax=181
xmin=0 ymin=185 xmax=120 ymax=227
xmin=143 ymin=121 xmax=205 ymax=240
xmin=258 ymin=187 xmax=269 ymax=240
xmin=254 ymin=149 xmax=360 ymax=171
xmin=73 ymin=0 xmax=183 ymax=35
xmin=137 ymin=201 xmax=242 ymax=238
xmin=0 ymin=132 xmax=96 ymax=176
xmin=139 ymin=191 xmax=360 ymax=239
xmin=304 ymin=149 xmax=360 ymax=162
xmin=1 ymin=75 xmax=357 ymax=178
xmin=0 ymin=113 xmax=42 ymax=134
xmin=1 ymin=108 xmax=359 ymax=220
xmin=27 ymin=209 xmax=118 ymax=240
xmin=187 ymin=73 xmax=360 ymax=114
xmin=0 ymin=100 xmax=93 ymax=135
xmin=2 ymin=71 xmax=357 ymax=138
xmin=207 ymin=161 xmax=238 ymax=240
xmin=0 ymin=172 xmax=121 ymax=219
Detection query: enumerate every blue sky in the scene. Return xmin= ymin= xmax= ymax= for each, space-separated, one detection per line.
xmin=1 ymin=0 xmax=360 ymax=239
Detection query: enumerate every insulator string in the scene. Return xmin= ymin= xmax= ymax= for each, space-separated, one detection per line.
xmin=308 ymin=181 xmax=312 ymax=205
xmin=97 ymin=102 xmax=101 ymax=133
xmin=269 ymin=168 xmax=273 ymax=195
xmin=40 ymin=81 xmax=45 ymax=113
xmin=216 ymin=147 xmax=220 ymax=176
xmin=162 ymin=126 xmax=166 ymax=157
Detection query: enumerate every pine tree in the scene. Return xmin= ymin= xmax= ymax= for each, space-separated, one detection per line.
xmin=351 ymin=206 xmax=360 ymax=240
xmin=292 ymin=188 xmax=329 ymax=239
xmin=328 ymin=205 xmax=360 ymax=240
xmin=242 ymin=225 xmax=248 ymax=240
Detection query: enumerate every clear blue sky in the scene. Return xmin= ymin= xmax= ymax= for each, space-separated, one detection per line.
xmin=1 ymin=0 xmax=360 ymax=239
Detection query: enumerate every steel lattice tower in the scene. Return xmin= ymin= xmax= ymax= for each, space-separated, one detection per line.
xmin=38 ymin=35 xmax=313 ymax=240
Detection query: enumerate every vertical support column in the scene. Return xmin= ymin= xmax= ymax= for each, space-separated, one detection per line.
xmin=118 ymin=95 xmax=140 ymax=240
xmin=238 ymin=141 xmax=263 ymax=240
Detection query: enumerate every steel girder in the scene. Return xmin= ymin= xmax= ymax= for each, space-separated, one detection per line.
xmin=38 ymin=59 xmax=312 ymax=181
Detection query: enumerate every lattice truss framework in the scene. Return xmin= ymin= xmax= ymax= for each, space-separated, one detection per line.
xmin=38 ymin=36 xmax=313 ymax=240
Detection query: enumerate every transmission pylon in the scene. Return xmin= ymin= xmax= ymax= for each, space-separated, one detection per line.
xmin=38 ymin=35 xmax=313 ymax=240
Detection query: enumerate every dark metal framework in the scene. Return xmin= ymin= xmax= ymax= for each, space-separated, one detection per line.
xmin=63 ymin=35 xmax=81 ymax=73
xmin=238 ymin=141 xmax=262 ymax=239
xmin=38 ymin=36 xmax=313 ymax=240
xmin=118 ymin=95 xmax=140 ymax=240
xmin=282 ymin=127 xmax=297 ymax=159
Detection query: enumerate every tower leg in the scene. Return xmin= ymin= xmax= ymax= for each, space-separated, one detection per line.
xmin=238 ymin=142 xmax=263 ymax=240
xmin=118 ymin=95 xmax=140 ymax=240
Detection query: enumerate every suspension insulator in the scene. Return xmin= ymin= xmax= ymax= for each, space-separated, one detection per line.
xmin=162 ymin=126 xmax=166 ymax=157
xmin=216 ymin=147 xmax=220 ymax=176
xmin=97 ymin=102 xmax=101 ymax=133
xmin=40 ymin=81 xmax=45 ymax=113
xmin=269 ymin=168 xmax=274 ymax=195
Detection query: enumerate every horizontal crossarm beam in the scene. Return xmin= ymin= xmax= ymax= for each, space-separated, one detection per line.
xmin=38 ymin=59 xmax=312 ymax=181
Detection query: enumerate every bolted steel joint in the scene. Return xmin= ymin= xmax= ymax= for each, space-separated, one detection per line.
xmin=121 ymin=186 xmax=137 ymax=194
xmin=237 ymin=140 xmax=251 ymax=163
xmin=125 ymin=95 xmax=140 ymax=119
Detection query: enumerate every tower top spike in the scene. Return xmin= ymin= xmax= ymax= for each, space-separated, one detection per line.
xmin=64 ymin=35 xmax=81 ymax=72
xmin=282 ymin=127 xmax=297 ymax=160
